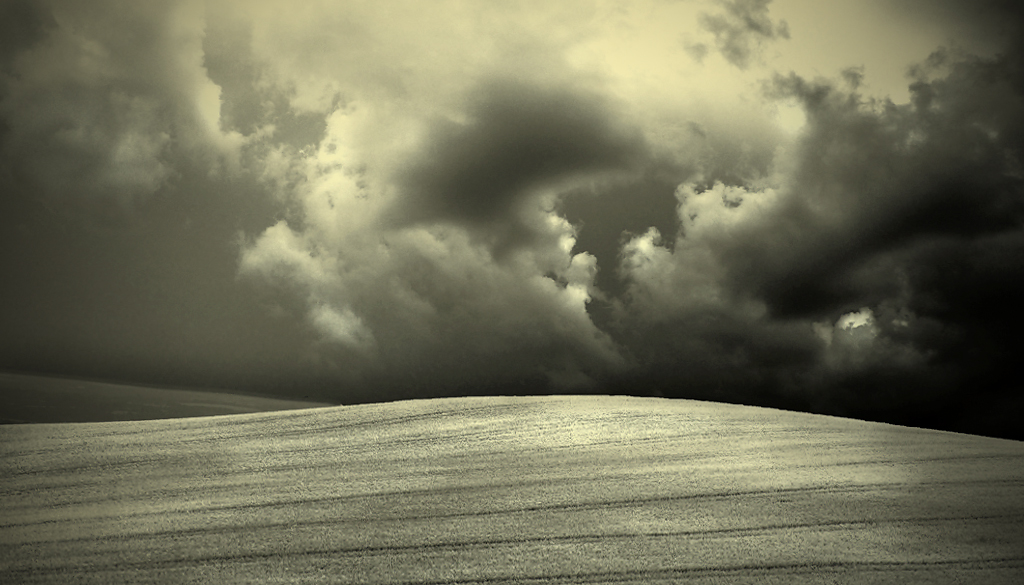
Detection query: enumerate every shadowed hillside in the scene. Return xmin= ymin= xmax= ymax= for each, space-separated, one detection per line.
xmin=0 ymin=372 xmax=334 ymax=424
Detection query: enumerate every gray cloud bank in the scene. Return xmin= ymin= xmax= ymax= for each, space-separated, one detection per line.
xmin=694 ymin=0 xmax=790 ymax=69
xmin=1 ymin=0 xmax=1021 ymax=439
xmin=610 ymin=43 xmax=1024 ymax=434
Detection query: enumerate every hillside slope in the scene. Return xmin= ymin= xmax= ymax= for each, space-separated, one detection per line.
xmin=0 ymin=371 xmax=334 ymax=423
xmin=2 ymin=395 xmax=1023 ymax=584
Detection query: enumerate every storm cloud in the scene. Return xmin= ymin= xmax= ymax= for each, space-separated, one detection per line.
xmin=388 ymin=78 xmax=648 ymax=241
xmin=610 ymin=35 xmax=1024 ymax=433
xmin=1 ymin=0 xmax=1021 ymax=439
xmin=0 ymin=0 xmax=243 ymax=213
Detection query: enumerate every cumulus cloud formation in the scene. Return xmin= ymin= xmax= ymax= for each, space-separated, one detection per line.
xmin=227 ymin=2 xmax=660 ymax=396
xmin=2 ymin=0 xmax=1022 ymax=438
xmin=237 ymin=92 xmax=628 ymax=396
xmin=610 ymin=32 xmax=1024 ymax=431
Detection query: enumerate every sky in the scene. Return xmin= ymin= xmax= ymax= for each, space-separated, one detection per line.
xmin=1 ymin=0 xmax=1022 ymax=438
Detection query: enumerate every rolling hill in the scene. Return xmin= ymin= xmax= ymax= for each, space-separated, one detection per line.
xmin=2 ymin=395 xmax=1023 ymax=583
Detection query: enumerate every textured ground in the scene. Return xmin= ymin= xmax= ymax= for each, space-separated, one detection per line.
xmin=2 ymin=395 xmax=1023 ymax=584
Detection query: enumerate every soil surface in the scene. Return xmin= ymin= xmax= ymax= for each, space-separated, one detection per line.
xmin=2 ymin=395 xmax=1023 ymax=583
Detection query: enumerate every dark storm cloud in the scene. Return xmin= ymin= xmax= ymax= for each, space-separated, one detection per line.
xmin=0 ymin=0 xmax=315 ymax=396
xmin=609 ymin=28 xmax=1024 ymax=437
xmin=0 ymin=0 xmax=54 ymax=72
xmin=696 ymin=0 xmax=789 ymax=69
xmin=387 ymin=78 xmax=648 ymax=248
xmin=0 ymin=167 xmax=312 ymax=394
xmin=897 ymin=0 xmax=1024 ymax=46
xmin=4 ymin=0 xmax=1022 ymax=440
xmin=745 ymin=48 xmax=1024 ymax=318
xmin=0 ymin=0 xmax=242 ymax=214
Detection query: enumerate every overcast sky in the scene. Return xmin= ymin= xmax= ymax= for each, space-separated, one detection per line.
xmin=1 ymin=0 xmax=1022 ymax=436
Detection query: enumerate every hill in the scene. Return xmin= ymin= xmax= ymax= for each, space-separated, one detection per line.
xmin=0 ymin=371 xmax=334 ymax=424
xmin=2 ymin=395 xmax=1023 ymax=583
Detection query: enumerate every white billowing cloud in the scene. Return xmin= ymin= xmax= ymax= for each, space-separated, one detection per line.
xmin=309 ymin=303 xmax=375 ymax=351
xmin=620 ymin=180 xmax=782 ymax=323
xmin=836 ymin=307 xmax=874 ymax=332
xmin=241 ymin=215 xmax=626 ymax=391
xmin=812 ymin=307 xmax=877 ymax=355
xmin=0 ymin=0 xmax=243 ymax=204
xmin=226 ymin=0 xmax=875 ymax=398
xmin=237 ymin=220 xmax=340 ymax=292
xmin=228 ymin=0 xmax=755 ymax=395
xmin=620 ymin=226 xmax=725 ymax=320
xmin=239 ymin=99 xmax=627 ymax=393
xmin=230 ymin=0 xmax=1022 ymax=414
xmin=811 ymin=307 xmax=927 ymax=375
